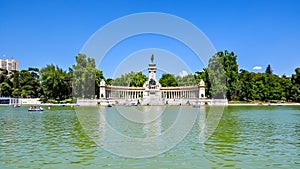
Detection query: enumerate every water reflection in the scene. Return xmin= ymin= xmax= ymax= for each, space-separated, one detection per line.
xmin=198 ymin=106 xmax=206 ymax=142
xmin=115 ymin=106 xmax=165 ymax=123
xmin=197 ymin=105 xmax=225 ymax=144
xmin=142 ymin=106 xmax=162 ymax=137
xmin=1 ymin=106 xmax=299 ymax=168
xmin=76 ymin=106 xmax=198 ymax=158
xmin=203 ymin=106 xmax=240 ymax=168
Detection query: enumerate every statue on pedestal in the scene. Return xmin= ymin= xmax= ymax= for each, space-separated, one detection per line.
xmin=151 ymin=54 xmax=154 ymax=63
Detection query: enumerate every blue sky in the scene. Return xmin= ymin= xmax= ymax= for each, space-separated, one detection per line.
xmin=0 ymin=0 xmax=299 ymax=78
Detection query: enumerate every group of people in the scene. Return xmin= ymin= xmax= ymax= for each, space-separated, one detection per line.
xmin=28 ymin=106 xmax=44 ymax=111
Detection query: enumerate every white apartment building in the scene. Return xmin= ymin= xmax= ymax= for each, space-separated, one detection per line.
xmin=0 ymin=59 xmax=19 ymax=72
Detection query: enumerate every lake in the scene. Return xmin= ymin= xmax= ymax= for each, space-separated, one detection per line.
xmin=0 ymin=105 xmax=299 ymax=168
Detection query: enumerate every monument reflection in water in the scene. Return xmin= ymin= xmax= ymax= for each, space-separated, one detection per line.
xmin=1 ymin=106 xmax=299 ymax=168
xmin=75 ymin=105 xmax=208 ymax=158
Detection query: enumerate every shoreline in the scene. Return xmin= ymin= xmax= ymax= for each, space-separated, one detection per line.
xmin=1 ymin=103 xmax=300 ymax=106
xmin=0 ymin=103 xmax=78 ymax=107
xmin=228 ymin=103 xmax=300 ymax=106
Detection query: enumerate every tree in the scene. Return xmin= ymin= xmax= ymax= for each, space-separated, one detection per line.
xmin=291 ymin=68 xmax=300 ymax=85
xmin=206 ymin=54 xmax=227 ymax=99
xmin=1 ymin=68 xmax=42 ymax=98
xmin=19 ymin=68 xmax=41 ymax=98
xmin=291 ymin=68 xmax=300 ymax=102
xmin=131 ymin=72 xmax=147 ymax=87
xmin=265 ymin=64 xmax=273 ymax=74
xmin=176 ymin=74 xmax=197 ymax=86
xmin=268 ymin=74 xmax=284 ymax=100
xmin=112 ymin=71 xmax=147 ymax=87
xmin=236 ymin=69 xmax=254 ymax=101
xmin=106 ymin=78 xmax=113 ymax=85
xmin=11 ymin=70 xmax=21 ymax=97
xmin=0 ymin=81 xmax=12 ymax=97
xmin=252 ymin=73 xmax=272 ymax=101
xmin=279 ymin=75 xmax=292 ymax=101
xmin=0 ymin=68 xmax=13 ymax=97
xmin=73 ymin=54 xmax=98 ymax=98
xmin=40 ymin=64 xmax=72 ymax=102
xmin=73 ymin=54 xmax=87 ymax=98
xmin=159 ymin=74 xmax=178 ymax=87
xmin=113 ymin=72 xmax=134 ymax=86
xmin=205 ymin=50 xmax=238 ymax=100
xmin=219 ymin=51 xmax=239 ymax=100
xmin=234 ymin=69 xmax=293 ymax=102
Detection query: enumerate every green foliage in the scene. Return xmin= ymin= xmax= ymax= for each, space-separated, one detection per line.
xmin=291 ymin=68 xmax=300 ymax=102
xmin=73 ymin=53 xmax=98 ymax=99
xmin=214 ymin=51 xmax=238 ymax=100
xmin=235 ymin=70 xmax=293 ymax=102
xmin=0 ymin=69 xmax=13 ymax=97
xmin=40 ymin=64 xmax=72 ymax=102
xmin=0 ymin=54 xmax=106 ymax=102
xmin=175 ymin=74 xmax=197 ymax=86
xmin=198 ymin=51 xmax=299 ymax=102
xmin=19 ymin=68 xmax=41 ymax=98
xmin=159 ymin=74 xmax=178 ymax=87
xmin=291 ymin=68 xmax=300 ymax=85
xmin=201 ymin=50 xmax=238 ymax=99
xmin=279 ymin=75 xmax=292 ymax=101
xmin=252 ymin=73 xmax=281 ymax=101
xmin=112 ymin=71 xmax=147 ymax=87
xmin=106 ymin=78 xmax=113 ymax=85
xmin=0 ymin=82 xmax=12 ymax=97
xmin=132 ymin=72 xmax=148 ymax=87
xmin=236 ymin=69 xmax=254 ymax=101
xmin=206 ymin=53 xmax=227 ymax=99
xmin=10 ymin=70 xmax=20 ymax=96
xmin=0 ymin=52 xmax=299 ymax=103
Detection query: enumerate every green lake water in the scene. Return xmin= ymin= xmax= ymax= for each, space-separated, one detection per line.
xmin=0 ymin=106 xmax=299 ymax=168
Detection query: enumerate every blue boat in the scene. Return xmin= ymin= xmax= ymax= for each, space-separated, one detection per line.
xmin=28 ymin=109 xmax=44 ymax=112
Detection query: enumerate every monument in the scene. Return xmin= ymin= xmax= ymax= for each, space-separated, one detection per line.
xmin=142 ymin=54 xmax=163 ymax=105
xmin=78 ymin=54 xmax=228 ymax=106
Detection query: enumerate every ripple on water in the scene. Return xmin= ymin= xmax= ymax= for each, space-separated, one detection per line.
xmin=0 ymin=106 xmax=299 ymax=168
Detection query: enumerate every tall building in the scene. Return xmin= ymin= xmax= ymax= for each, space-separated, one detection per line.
xmin=0 ymin=59 xmax=19 ymax=72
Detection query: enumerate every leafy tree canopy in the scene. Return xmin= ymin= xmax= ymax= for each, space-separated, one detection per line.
xmin=112 ymin=71 xmax=147 ymax=87
xmin=159 ymin=74 xmax=178 ymax=87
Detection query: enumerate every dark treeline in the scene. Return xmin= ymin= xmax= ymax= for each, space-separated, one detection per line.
xmin=195 ymin=51 xmax=300 ymax=102
xmin=0 ymin=54 xmax=104 ymax=103
xmin=149 ymin=50 xmax=300 ymax=102
xmin=0 ymin=52 xmax=299 ymax=103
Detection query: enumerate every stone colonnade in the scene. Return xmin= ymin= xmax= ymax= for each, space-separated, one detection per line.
xmin=161 ymin=90 xmax=198 ymax=99
xmin=105 ymin=86 xmax=144 ymax=99
xmin=103 ymin=86 xmax=200 ymax=100
xmin=160 ymin=86 xmax=199 ymax=99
